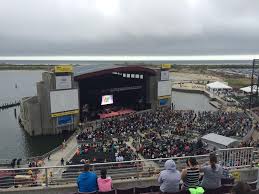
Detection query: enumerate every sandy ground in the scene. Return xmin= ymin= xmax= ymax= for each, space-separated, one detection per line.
xmin=170 ymin=72 xmax=222 ymax=82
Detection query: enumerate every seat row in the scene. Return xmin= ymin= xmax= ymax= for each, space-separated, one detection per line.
xmin=71 ymin=183 xmax=259 ymax=194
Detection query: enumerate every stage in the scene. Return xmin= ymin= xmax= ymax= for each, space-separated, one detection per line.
xmin=98 ymin=109 xmax=135 ymax=119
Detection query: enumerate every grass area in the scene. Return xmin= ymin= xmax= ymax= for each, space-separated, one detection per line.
xmin=224 ymin=78 xmax=251 ymax=88
xmin=0 ymin=64 xmax=54 ymax=70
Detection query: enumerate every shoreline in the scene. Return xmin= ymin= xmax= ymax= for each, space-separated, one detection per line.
xmin=0 ymin=63 xmax=258 ymax=71
xmin=0 ymin=64 xmax=54 ymax=71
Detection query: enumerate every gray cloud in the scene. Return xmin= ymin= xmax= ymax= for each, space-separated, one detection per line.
xmin=0 ymin=0 xmax=259 ymax=56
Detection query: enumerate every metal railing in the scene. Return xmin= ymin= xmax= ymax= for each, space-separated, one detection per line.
xmin=0 ymin=147 xmax=255 ymax=190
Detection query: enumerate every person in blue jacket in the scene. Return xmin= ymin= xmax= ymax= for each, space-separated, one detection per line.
xmin=77 ymin=164 xmax=98 ymax=193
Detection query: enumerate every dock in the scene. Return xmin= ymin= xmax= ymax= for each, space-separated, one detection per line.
xmin=0 ymin=101 xmax=20 ymax=110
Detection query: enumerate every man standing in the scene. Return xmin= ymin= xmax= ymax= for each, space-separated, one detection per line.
xmin=77 ymin=164 xmax=98 ymax=193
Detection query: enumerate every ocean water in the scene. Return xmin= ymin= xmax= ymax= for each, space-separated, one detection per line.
xmin=172 ymin=91 xmax=216 ymax=111
xmin=0 ymin=71 xmax=69 ymax=159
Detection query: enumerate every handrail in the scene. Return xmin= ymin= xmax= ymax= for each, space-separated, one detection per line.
xmin=0 ymin=147 xmax=254 ymax=171
xmin=0 ymin=147 xmax=255 ymax=190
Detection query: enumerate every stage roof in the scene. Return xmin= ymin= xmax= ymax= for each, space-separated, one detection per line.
xmin=74 ymin=64 xmax=156 ymax=80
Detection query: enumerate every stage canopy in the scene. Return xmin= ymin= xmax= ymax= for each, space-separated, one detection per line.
xmin=240 ymin=85 xmax=259 ymax=93
xmin=201 ymin=133 xmax=239 ymax=148
xmin=74 ymin=64 xmax=156 ymax=80
xmin=206 ymin=81 xmax=232 ymax=90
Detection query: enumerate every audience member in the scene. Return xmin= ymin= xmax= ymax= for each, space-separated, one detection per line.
xmin=181 ymin=157 xmax=200 ymax=190
xmin=77 ymin=164 xmax=98 ymax=193
xmin=200 ymin=153 xmax=223 ymax=189
xmin=158 ymin=160 xmax=181 ymax=193
xmin=97 ymin=169 xmax=112 ymax=192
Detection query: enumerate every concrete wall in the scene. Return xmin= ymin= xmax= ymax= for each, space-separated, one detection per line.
xmin=20 ymin=96 xmax=42 ymax=136
xmin=236 ymin=168 xmax=258 ymax=182
xmin=40 ymin=72 xmax=55 ymax=135
xmin=145 ymin=71 xmax=159 ymax=110
xmin=27 ymin=101 xmax=42 ymax=136
xmin=21 ymin=71 xmax=80 ymax=136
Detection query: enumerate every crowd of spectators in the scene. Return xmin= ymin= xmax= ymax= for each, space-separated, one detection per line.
xmin=193 ymin=111 xmax=252 ymax=137
xmin=72 ymin=138 xmax=137 ymax=164
xmin=136 ymin=136 xmax=209 ymax=159
xmin=75 ymin=107 xmax=254 ymax=163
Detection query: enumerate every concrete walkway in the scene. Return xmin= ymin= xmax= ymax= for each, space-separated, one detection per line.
xmin=36 ymin=132 xmax=79 ymax=181
xmin=43 ymin=136 xmax=78 ymax=167
xmin=126 ymin=137 xmax=159 ymax=170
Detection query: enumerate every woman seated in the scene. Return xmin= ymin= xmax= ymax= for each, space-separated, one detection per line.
xmin=200 ymin=153 xmax=223 ymax=189
xmin=97 ymin=169 xmax=112 ymax=192
xmin=181 ymin=157 xmax=200 ymax=190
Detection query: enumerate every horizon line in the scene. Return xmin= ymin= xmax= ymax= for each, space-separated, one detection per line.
xmin=0 ymin=55 xmax=259 ymax=61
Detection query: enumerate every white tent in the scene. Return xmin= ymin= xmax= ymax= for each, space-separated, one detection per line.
xmin=206 ymin=81 xmax=232 ymax=90
xmin=201 ymin=133 xmax=239 ymax=149
xmin=240 ymin=85 xmax=258 ymax=94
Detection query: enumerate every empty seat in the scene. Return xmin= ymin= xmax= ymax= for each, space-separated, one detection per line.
xmin=249 ymin=189 xmax=259 ymax=194
xmin=98 ymin=190 xmax=116 ymax=194
xmin=204 ymin=187 xmax=223 ymax=194
xmin=151 ymin=185 xmax=160 ymax=192
xmin=117 ymin=188 xmax=134 ymax=194
xmin=165 ymin=190 xmax=189 ymax=194
xmin=248 ymin=180 xmax=258 ymax=190
xmin=221 ymin=184 xmax=233 ymax=194
xmin=221 ymin=177 xmax=235 ymax=185
xmin=135 ymin=186 xmax=152 ymax=194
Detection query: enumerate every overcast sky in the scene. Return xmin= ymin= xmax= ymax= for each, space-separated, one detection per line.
xmin=1 ymin=0 xmax=259 ymax=56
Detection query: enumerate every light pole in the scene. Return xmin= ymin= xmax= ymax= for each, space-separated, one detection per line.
xmin=249 ymin=59 xmax=259 ymax=109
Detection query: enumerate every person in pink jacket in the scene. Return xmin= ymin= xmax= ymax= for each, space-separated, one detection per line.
xmin=97 ymin=169 xmax=112 ymax=192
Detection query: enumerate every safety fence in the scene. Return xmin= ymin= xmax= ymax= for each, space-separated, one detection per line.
xmin=0 ymin=147 xmax=255 ymax=190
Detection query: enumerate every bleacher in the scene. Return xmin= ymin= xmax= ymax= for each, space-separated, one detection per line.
xmin=67 ymin=178 xmax=259 ymax=194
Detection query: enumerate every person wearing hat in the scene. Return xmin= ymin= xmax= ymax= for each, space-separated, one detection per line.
xmin=158 ymin=160 xmax=181 ymax=193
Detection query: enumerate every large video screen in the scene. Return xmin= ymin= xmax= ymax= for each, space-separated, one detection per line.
xmin=101 ymin=95 xmax=113 ymax=105
xmin=50 ymin=89 xmax=79 ymax=113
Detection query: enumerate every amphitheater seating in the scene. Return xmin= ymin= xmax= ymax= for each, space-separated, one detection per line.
xmin=151 ymin=185 xmax=160 ymax=192
xmin=72 ymin=183 xmax=259 ymax=194
xmin=116 ymin=188 xmax=134 ymax=194
xmin=221 ymin=184 xmax=234 ymax=194
xmin=203 ymin=187 xmax=223 ymax=194
xmin=221 ymin=177 xmax=235 ymax=185
xmin=98 ymin=190 xmax=116 ymax=194
xmin=248 ymin=180 xmax=258 ymax=190
xmin=135 ymin=186 xmax=153 ymax=194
